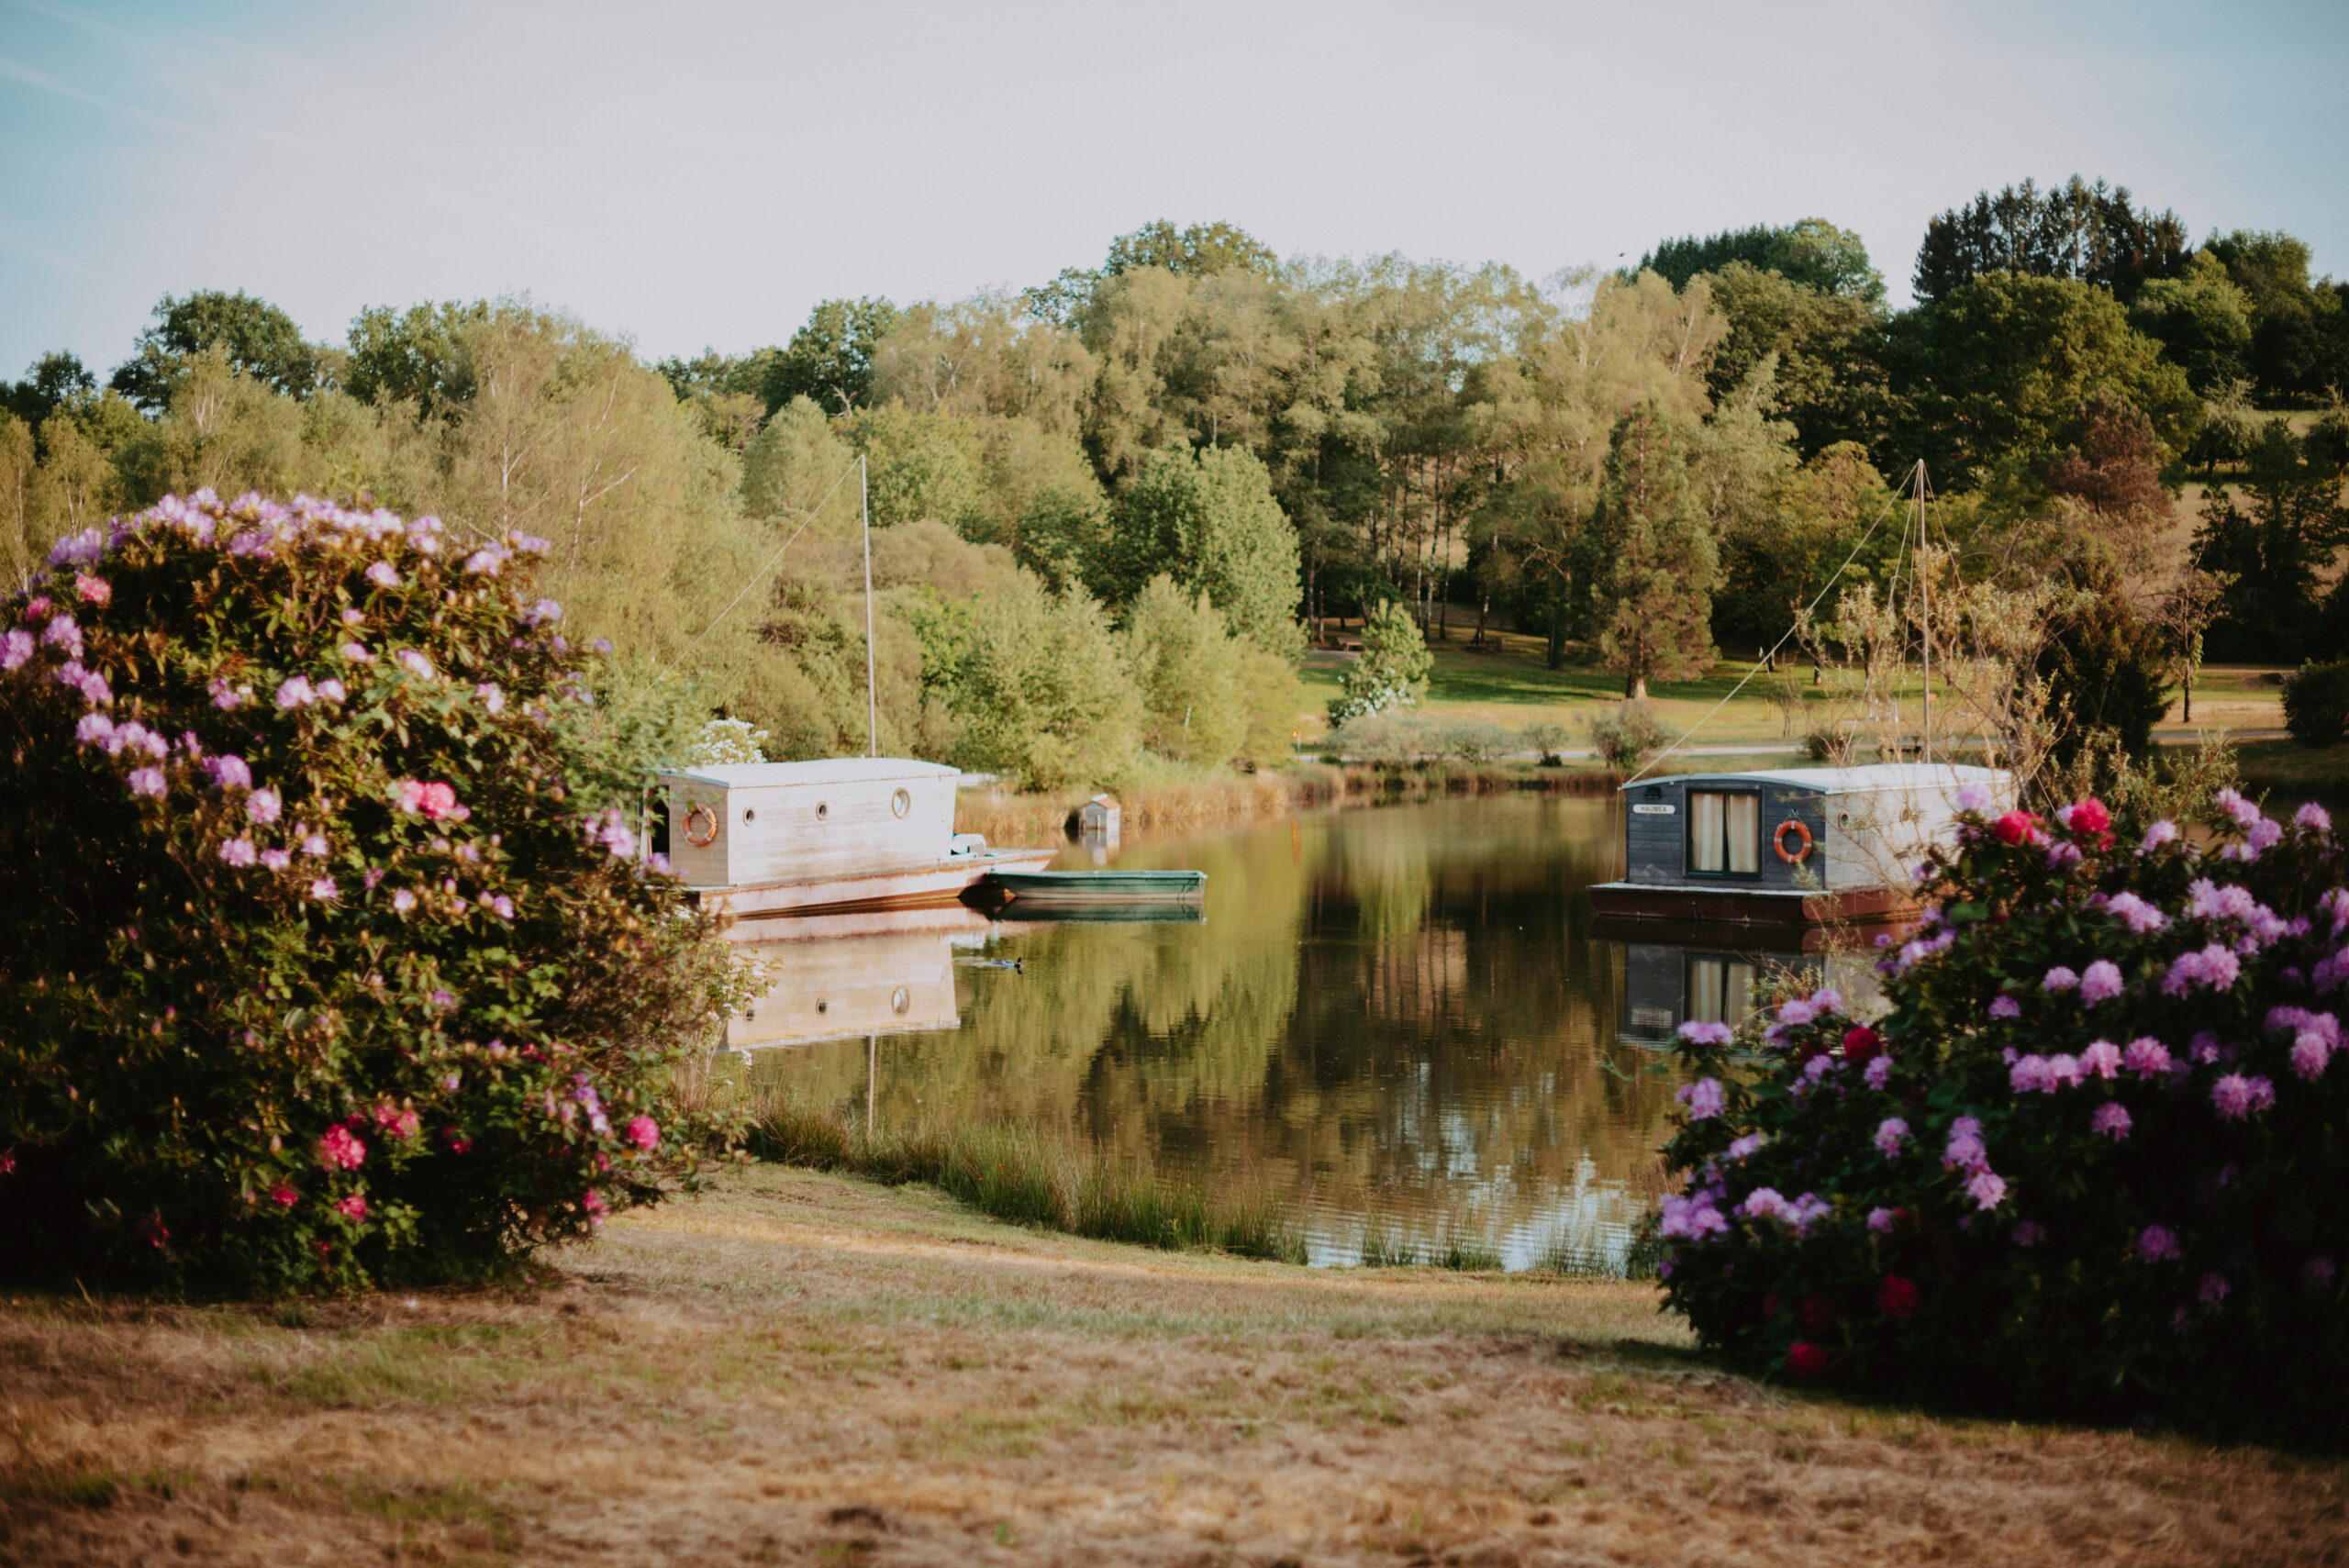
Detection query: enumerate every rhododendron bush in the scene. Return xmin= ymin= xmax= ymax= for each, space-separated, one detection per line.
xmin=1654 ymin=786 xmax=2348 ymax=1441
xmin=0 ymin=491 xmax=740 ymax=1290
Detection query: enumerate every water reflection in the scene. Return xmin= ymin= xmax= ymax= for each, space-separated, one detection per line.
xmin=740 ymin=795 xmax=1885 ymax=1271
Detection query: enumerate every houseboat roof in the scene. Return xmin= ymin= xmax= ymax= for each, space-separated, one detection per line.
xmin=1619 ymin=762 xmax=2007 ymax=796
xmin=656 ymin=757 xmax=961 ymax=789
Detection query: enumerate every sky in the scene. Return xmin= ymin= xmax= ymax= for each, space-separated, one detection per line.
xmin=3 ymin=0 xmax=2344 ymax=381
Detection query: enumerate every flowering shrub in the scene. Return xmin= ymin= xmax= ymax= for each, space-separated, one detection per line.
xmin=0 ymin=491 xmax=741 ymax=1291
xmin=1654 ymin=784 xmax=2349 ymax=1441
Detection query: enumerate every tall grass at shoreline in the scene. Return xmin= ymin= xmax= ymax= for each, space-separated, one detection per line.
xmin=741 ymin=1092 xmax=1307 ymax=1263
xmin=955 ymin=759 xmax=1627 ymax=846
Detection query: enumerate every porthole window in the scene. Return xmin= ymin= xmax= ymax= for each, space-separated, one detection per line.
xmin=816 ymin=998 xmax=828 ymax=1014
xmin=891 ymin=787 xmax=911 ymax=818
xmin=891 ymin=986 xmax=911 ymax=1015
xmin=742 ymin=807 xmax=755 ymax=824
xmin=816 ymin=801 xmax=829 ymax=821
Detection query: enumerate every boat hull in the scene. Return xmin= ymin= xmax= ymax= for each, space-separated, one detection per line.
xmin=1586 ymin=879 xmax=1914 ymax=928
xmin=687 ymin=850 xmax=1059 ymax=922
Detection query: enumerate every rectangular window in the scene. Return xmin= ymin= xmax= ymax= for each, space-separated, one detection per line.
xmin=1687 ymin=791 xmax=1760 ymax=875
xmin=1687 ymin=957 xmax=1757 ymax=1025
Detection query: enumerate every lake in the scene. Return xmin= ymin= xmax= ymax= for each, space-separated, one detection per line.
xmin=735 ymin=793 xmax=1873 ymax=1271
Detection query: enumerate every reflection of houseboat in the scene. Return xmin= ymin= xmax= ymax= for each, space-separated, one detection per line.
xmin=657 ymin=759 xmax=1055 ymax=921
xmin=1588 ymin=763 xmax=2008 ymax=927
xmin=1616 ymin=937 xmax=1883 ymax=1048
xmin=725 ymin=925 xmax=969 ymax=1050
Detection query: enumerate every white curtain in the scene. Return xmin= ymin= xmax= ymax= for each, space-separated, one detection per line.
xmin=1726 ymin=794 xmax=1760 ymax=873
xmin=1689 ymin=792 xmax=1725 ymax=873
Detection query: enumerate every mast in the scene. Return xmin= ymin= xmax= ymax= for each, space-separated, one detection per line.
xmin=860 ymin=454 xmax=878 ymax=759
xmin=1917 ymin=461 xmax=1931 ymax=768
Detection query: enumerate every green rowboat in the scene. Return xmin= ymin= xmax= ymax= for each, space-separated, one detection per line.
xmin=972 ymin=869 xmax=1206 ymax=907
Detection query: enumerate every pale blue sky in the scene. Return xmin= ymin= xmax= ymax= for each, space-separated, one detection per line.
xmin=3 ymin=0 xmax=2343 ymax=381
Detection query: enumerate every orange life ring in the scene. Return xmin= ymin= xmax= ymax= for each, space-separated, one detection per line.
xmin=682 ymin=802 xmax=720 ymax=848
xmin=1773 ymin=818 xmax=1814 ymax=863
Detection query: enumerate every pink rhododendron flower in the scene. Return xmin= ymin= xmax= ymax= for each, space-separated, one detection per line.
xmin=1864 ymin=1055 xmax=1892 ymax=1089
xmin=127 ymin=766 xmax=165 ymax=797
xmin=1943 ymin=1117 xmax=1988 ymax=1173
xmin=334 ymin=1194 xmax=368 ymax=1222
xmin=2077 ymin=961 xmax=2124 ymax=1005
xmin=2043 ymin=966 xmax=2079 ymax=993
xmin=1787 ymin=1341 xmax=1829 ymax=1380
xmin=486 ymin=893 xmax=515 ymax=919
xmin=2080 ymin=1040 xmax=2122 ymax=1079
xmin=1872 ymin=1117 xmax=1909 ymax=1156
xmin=2297 ymin=801 xmax=2332 ymax=832
xmin=316 ymin=678 xmax=345 ymax=703
xmin=1724 ymin=1132 xmax=1767 ymax=1162
xmin=391 ymin=888 xmax=416 ymax=914
xmin=2210 ymin=1073 xmax=2275 ymax=1120
xmin=306 ymin=876 xmax=338 ymax=901
xmin=2137 ymin=1226 xmax=2180 ymax=1262
xmin=2246 ymin=817 xmax=2283 ymax=854
xmin=275 ymin=675 xmax=316 ymax=708
xmin=2162 ymin=943 xmax=2241 ymax=996
xmin=269 ymin=1182 xmax=297 ymax=1207
xmin=261 ymin=848 xmax=292 ymax=871
xmin=248 ymin=788 xmax=282 ymax=825
xmin=583 ymin=1190 xmax=607 ymax=1222
xmin=2046 ymin=840 xmax=2084 ymax=868
xmin=2139 ymin=819 xmax=2178 ymax=852
xmin=395 ymin=649 xmax=436 ymax=680
xmin=1 ymin=628 xmax=31 ymax=670
xmin=1876 ymin=1275 xmax=1920 ymax=1320
xmin=317 ymin=1126 xmax=366 ymax=1170
xmin=1991 ymin=810 xmax=2042 ymax=846
xmin=373 ymin=1105 xmax=421 ymax=1140
xmin=340 ymin=641 xmax=373 ymax=662
xmin=218 ymin=838 xmax=257 ymax=866
xmin=208 ymin=677 xmax=242 ymax=709
xmin=1866 ymin=1206 xmax=1896 ymax=1234
xmin=75 ymin=572 xmax=111 ymax=605
xmin=2123 ymin=1037 xmax=2174 ymax=1076
xmin=365 ymin=562 xmax=399 ymax=588
xmin=1988 ymin=994 xmax=2021 ymax=1019
xmin=627 ymin=1116 xmax=659 ymax=1151
xmin=1965 ymin=1170 xmax=2008 ymax=1210
xmin=1675 ymin=1019 xmax=1732 ymax=1047
xmin=205 ymin=753 xmax=251 ymax=789
xmin=2100 ymin=892 xmax=2169 ymax=933
xmin=2291 ymin=1030 xmax=2332 ymax=1080
xmin=2057 ymin=797 xmax=2110 ymax=836
xmin=2090 ymin=1102 xmax=2132 ymax=1140
xmin=2199 ymin=1273 xmax=2230 ymax=1308
xmin=1954 ymin=783 xmax=1991 ymax=811
xmin=442 ymin=1128 xmax=473 ymax=1154
xmin=1841 ymin=1025 xmax=1881 ymax=1062
xmin=301 ymin=833 xmax=328 ymax=856
xmin=2212 ymin=788 xmax=2261 ymax=830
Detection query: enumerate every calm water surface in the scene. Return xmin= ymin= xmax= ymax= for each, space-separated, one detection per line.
xmin=738 ymin=794 xmax=1861 ymax=1270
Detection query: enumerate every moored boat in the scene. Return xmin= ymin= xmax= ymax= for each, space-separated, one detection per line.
xmin=968 ymin=868 xmax=1207 ymax=909
xmin=1587 ymin=763 xmax=2009 ymax=928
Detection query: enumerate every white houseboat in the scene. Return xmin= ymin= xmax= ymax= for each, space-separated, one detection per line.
xmin=656 ymin=757 xmax=1056 ymax=921
xmin=1587 ymin=762 xmax=2009 ymax=927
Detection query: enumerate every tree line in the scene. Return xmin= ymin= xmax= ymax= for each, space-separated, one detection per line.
xmin=4 ymin=181 xmax=2346 ymax=783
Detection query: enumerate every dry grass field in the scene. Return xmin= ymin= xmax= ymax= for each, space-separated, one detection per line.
xmin=5 ymin=1166 xmax=2345 ymax=1567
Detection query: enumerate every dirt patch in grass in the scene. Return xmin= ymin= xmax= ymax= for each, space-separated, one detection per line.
xmin=4 ymin=1166 xmax=2345 ymax=1565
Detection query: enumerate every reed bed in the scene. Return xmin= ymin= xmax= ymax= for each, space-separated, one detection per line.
xmin=953 ymin=760 xmax=1624 ymax=846
xmin=741 ymin=1092 xmax=1306 ymax=1263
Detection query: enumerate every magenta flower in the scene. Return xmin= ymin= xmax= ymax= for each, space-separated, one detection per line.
xmin=2297 ymin=801 xmax=2332 ymax=832
xmin=1987 ymin=994 xmax=2021 ymax=1020
xmin=307 ymin=876 xmax=338 ymax=901
xmin=40 ymin=613 xmax=81 ymax=654
xmin=2162 ymin=943 xmax=2241 ymax=996
xmin=583 ymin=1190 xmax=607 ymax=1222
xmin=269 ymin=1182 xmax=298 ymax=1207
xmin=2077 ymin=961 xmax=2123 ymax=1006
xmin=395 ymin=649 xmax=436 ymax=681
xmin=75 ymin=572 xmax=110 ymax=605
xmin=2099 ymin=892 xmax=2168 ymax=933
xmin=2291 ymin=1031 xmax=2332 ymax=1081
xmin=2246 ymin=817 xmax=2283 ymax=854
xmin=1676 ymin=1077 xmax=1726 ymax=1120
xmin=204 ymin=753 xmax=251 ymax=790
xmin=522 ymin=598 xmax=562 ymax=626
xmin=1965 ymin=1170 xmax=2008 ymax=1210
xmin=316 ymin=678 xmax=346 ymax=703
xmin=275 ymin=675 xmax=316 ymax=708
xmin=340 ymin=641 xmax=373 ymax=662
xmin=301 ymin=833 xmax=328 ymax=856
xmin=2090 ymin=1102 xmax=2132 ymax=1140
xmin=1674 ymin=1019 xmax=1732 ymax=1048
xmin=248 ymin=788 xmax=282 ymax=825
xmin=2079 ymin=1040 xmax=2122 ymax=1079
xmin=334 ymin=1193 xmax=368 ymax=1223
xmin=218 ymin=838 xmax=258 ymax=867
xmin=1954 ymin=783 xmax=1991 ymax=811
xmin=464 ymin=549 xmax=504 ymax=576
xmin=2210 ymin=1073 xmax=2275 ymax=1120
xmin=473 ymin=681 xmax=507 ymax=715
xmin=1866 ymin=1206 xmax=1896 ymax=1234
xmin=1864 ymin=1055 xmax=1892 ymax=1089
xmin=317 ymin=1126 xmax=366 ymax=1170
xmin=626 ymin=1116 xmax=659 ymax=1151
xmin=1943 ymin=1117 xmax=1988 ymax=1173
xmin=75 ymin=712 xmax=114 ymax=748
xmin=392 ymin=888 xmax=417 ymax=914
xmin=127 ymin=766 xmax=165 ymax=797
xmin=2212 ymin=788 xmax=2261 ymax=830
xmin=2198 ymin=1273 xmax=2229 ymax=1309
xmin=2123 ymin=1037 xmax=2174 ymax=1077
xmin=1736 ymin=1187 xmax=1788 ymax=1222
xmin=208 ymin=677 xmax=242 ymax=709
xmin=2139 ymin=819 xmax=2178 ymax=852
xmin=486 ymin=893 xmax=515 ymax=919
xmin=365 ymin=562 xmax=399 ymax=589
xmin=1872 ymin=1117 xmax=1909 ymax=1156
xmin=260 ymin=848 xmax=292 ymax=871
xmin=2042 ymin=966 xmax=2079 ymax=994
xmin=2137 ymin=1225 xmax=2180 ymax=1262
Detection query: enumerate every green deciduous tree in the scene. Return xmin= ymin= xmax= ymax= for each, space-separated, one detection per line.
xmin=1635 ymin=217 xmax=1884 ymax=303
xmin=1108 ymin=444 xmax=1301 ymax=654
xmin=2128 ymin=250 xmax=2254 ymax=395
xmin=345 ymin=301 xmax=490 ymax=422
xmin=759 ymin=297 xmax=899 ymax=417
xmin=955 ymin=575 xmax=1139 ymax=790
xmin=110 ymin=290 xmax=323 ymax=412
xmin=1123 ymin=574 xmax=1246 ymax=766
xmin=2195 ymin=421 xmax=2347 ymax=660
xmin=1329 ymin=597 xmax=1431 ymax=724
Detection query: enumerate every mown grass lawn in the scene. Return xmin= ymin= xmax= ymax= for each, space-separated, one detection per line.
xmin=6 ymin=1166 xmax=2343 ymax=1565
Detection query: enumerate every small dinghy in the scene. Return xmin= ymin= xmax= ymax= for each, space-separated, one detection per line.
xmin=969 ymin=869 xmax=1206 ymax=910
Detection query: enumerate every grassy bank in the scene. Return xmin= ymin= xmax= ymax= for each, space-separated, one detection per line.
xmin=954 ymin=757 xmax=1628 ymax=846
xmin=6 ymin=1166 xmax=2341 ymax=1565
xmin=743 ymin=1095 xmax=1304 ymax=1263
xmin=2239 ymin=738 xmax=2349 ymax=811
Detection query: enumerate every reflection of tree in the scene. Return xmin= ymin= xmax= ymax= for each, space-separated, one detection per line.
xmin=752 ymin=796 xmax=1685 ymax=1261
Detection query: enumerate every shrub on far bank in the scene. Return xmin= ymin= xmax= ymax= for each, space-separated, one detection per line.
xmin=2282 ymin=661 xmax=2349 ymax=748
xmin=1653 ymin=786 xmax=2349 ymax=1443
xmin=0 ymin=491 xmax=744 ymax=1293
xmin=1585 ymin=701 xmax=1668 ymax=771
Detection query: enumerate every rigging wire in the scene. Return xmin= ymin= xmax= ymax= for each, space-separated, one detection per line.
xmin=1621 ymin=462 xmax=1920 ymax=787
xmin=670 ymin=456 xmax=863 ymax=663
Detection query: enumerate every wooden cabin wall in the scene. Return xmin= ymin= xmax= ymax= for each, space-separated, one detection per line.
xmin=1622 ymin=779 xmax=1831 ymax=892
xmin=663 ymin=772 xmax=959 ymax=887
